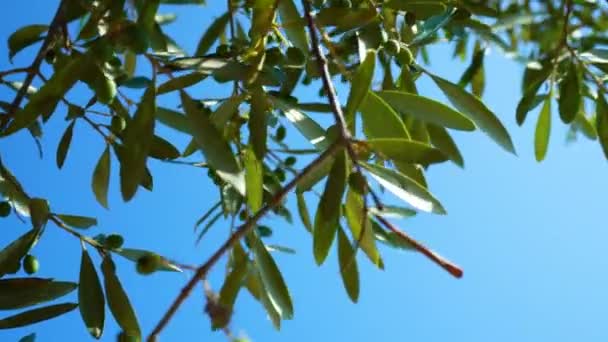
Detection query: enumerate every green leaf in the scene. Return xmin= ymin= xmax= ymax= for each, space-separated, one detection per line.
xmin=56 ymin=214 xmax=98 ymax=229
xmin=18 ymin=333 xmax=36 ymax=342
xmin=0 ymin=229 xmax=38 ymax=278
xmin=429 ymin=74 xmax=515 ymax=153
xmin=28 ymin=198 xmax=49 ymax=230
xmin=211 ymin=94 xmax=246 ymax=129
xmin=266 ymin=245 xmax=296 ymax=254
xmin=344 ymin=189 xmax=381 ymax=267
xmin=426 ymin=124 xmax=464 ymax=167
xmin=120 ymin=85 xmax=156 ymax=201
xmin=149 ymin=135 xmax=180 ymax=160
xmin=157 ymin=72 xmax=207 ymax=95
xmin=195 ymin=12 xmax=230 ymax=56
xmin=249 ymin=88 xmax=269 ymax=159
xmin=82 ymin=66 xmax=117 ymax=104
xmin=156 ymin=107 xmax=191 ymax=134
xmin=92 ymin=146 xmax=111 ymax=209
xmin=296 ymin=192 xmax=312 ymax=233
xmin=0 ymin=160 xmax=31 ymax=217
xmin=180 ymin=91 xmax=245 ymax=195
xmin=411 ymin=7 xmax=456 ymax=45
xmin=384 ymin=0 xmax=447 ymax=19
xmin=248 ymin=267 xmax=281 ymax=330
xmin=361 ymin=162 xmax=446 ymax=214
xmin=269 ymin=96 xmax=330 ymax=150
xmin=315 ymin=7 xmax=377 ymax=30
xmin=195 ymin=212 xmax=222 ymax=244
xmin=214 ymin=257 xmax=248 ymax=329
xmin=137 ymin=0 xmax=160 ymax=34
xmin=597 ymin=93 xmax=608 ymax=159
xmin=367 ymin=138 xmax=447 ymax=165
xmin=78 ymin=249 xmax=105 ymax=339
xmin=251 ymin=235 xmax=293 ymax=320
xmin=2 ymin=55 xmax=85 ymax=137
xmin=101 ymin=257 xmax=140 ymax=338
xmin=278 ymin=0 xmax=308 ymax=55
xmin=313 ymin=151 xmax=347 ymax=265
xmin=377 ymin=90 xmax=475 ymax=131
xmin=359 ymin=91 xmax=411 ymax=139
xmin=244 ymin=148 xmax=263 ymax=213
xmin=516 ymin=65 xmax=552 ymax=125
xmin=8 ymin=24 xmax=48 ymax=61
xmin=0 ymin=303 xmax=78 ymax=329
xmin=345 ymin=51 xmax=376 ymax=126
xmin=337 ymin=227 xmax=359 ymax=303
xmin=368 ymin=205 xmax=417 ymax=218
xmin=0 ymin=278 xmax=76 ymax=310
xmin=113 ymin=248 xmax=181 ymax=272
xmin=56 ymin=121 xmax=75 ymax=169
xmin=558 ymin=61 xmax=581 ymax=124
xmin=535 ymin=93 xmax=552 ymax=162
xmin=371 ymin=220 xmax=415 ymax=251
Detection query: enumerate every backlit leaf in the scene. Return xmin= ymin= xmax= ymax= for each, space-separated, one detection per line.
xmin=269 ymin=96 xmax=329 ymax=150
xmin=313 ymin=151 xmax=347 ymax=265
xmin=78 ymin=249 xmax=105 ymax=339
xmin=101 ymin=257 xmax=140 ymax=338
xmin=426 ymin=124 xmax=464 ymax=167
xmin=56 ymin=121 xmax=75 ymax=169
xmin=195 ymin=12 xmax=230 ymax=56
xmin=56 ymin=214 xmax=97 ymax=229
xmin=367 ymin=138 xmax=447 ymax=165
xmin=278 ymin=0 xmax=308 ymax=55
xmin=345 ymin=50 xmax=376 ymax=126
xmin=0 ymin=303 xmax=77 ymax=329
xmin=344 ymin=190 xmax=381 ymax=267
xmin=92 ymin=146 xmax=111 ymax=209
xmin=0 ymin=278 xmax=76 ymax=310
xmin=244 ymin=148 xmax=263 ymax=213
xmin=337 ymin=227 xmax=359 ymax=303
xmin=535 ymin=93 xmax=552 ymax=162
xmin=359 ymin=91 xmax=410 ymax=139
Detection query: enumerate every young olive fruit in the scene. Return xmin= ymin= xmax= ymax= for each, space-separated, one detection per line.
xmin=284 ymin=156 xmax=297 ymax=166
xmin=110 ymin=115 xmax=126 ymax=134
xmin=286 ymin=47 xmax=306 ymax=66
xmin=0 ymin=201 xmax=11 ymax=217
xmin=104 ymin=234 xmax=124 ymax=249
xmin=384 ymin=39 xmax=401 ymax=56
xmin=275 ymin=125 xmax=286 ymax=141
xmin=23 ymin=254 xmax=39 ymax=275
xmin=215 ymin=44 xmax=231 ymax=57
xmin=136 ymin=253 xmax=162 ymax=275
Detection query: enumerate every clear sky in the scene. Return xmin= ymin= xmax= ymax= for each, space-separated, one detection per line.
xmin=2 ymin=1 xmax=608 ymax=341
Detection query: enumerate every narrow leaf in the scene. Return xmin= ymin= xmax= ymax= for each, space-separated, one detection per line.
xmin=195 ymin=13 xmax=230 ymax=56
xmin=244 ymin=148 xmax=263 ymax=213
xmin=359 ymin=91 xmax=410 ymax=139
xmin=558 ymin=61 xmax=581 ymax=124
xmin=278 ymin=0 xmax=308 ymax=54
xmin=92 ymin=146 xmax=111 ymax=209
xmin=377 ymin=90 xmax=476 ymax=131
xmin=337 ymin=227 xmax=359 ymax=303
xmin=344 ymin=190 xmax=381 ymax=267
xmin=269 ymin=96 xmax=329 ymax=150
xmin=0 ymin=278 xmax=77 ymax=310
xmin=56 ymin=214 xmax=97 ymax=229
xmin=78 ymin=249 xmax=105 ymax=339
xmin=426 ymin=124 xmax=464 ymax=167
xmin=0 ymin=303 xmax=77 ymax=329
xmin=313 ymin=151 xmax=347 ymax=265
xmin=596 ymin=93 xmax=608 ymax=159
xmin=101 ymin=257 xmax=140 ymax=338
xmin=8 ymin=24 xmax=48 ymax=61
xmin=251 ymin=235 xmax=293 ymax=320
xmin=430 ymin=74 xmax=516 ymax=153
xmin=296 ymin=192 xmax=312 ymax=233
xmin=56 ymin=121 xmax=75 ymax=169
xmin=535 ymin=94 xmax=552 ymax=162
xmin=367 ymin=138 xmax=448 ymax=165
xmin=0 ymin=229 xmax=38 ymax=278
xmin=345 ymin=50 xmax=376 ymax=126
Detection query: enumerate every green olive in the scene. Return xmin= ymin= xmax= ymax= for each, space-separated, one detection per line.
xmin=104 ymin=234 xmax=124 ymax=249
xmin=275 ymin=125 xmax=286 ymax=141
xmin=136 ymin=253 xmax=162 ymax=275
xmin=0 ymin=201 xmax=11 ymax=217
xmin=23 ymin=254 xmax=39 ymax=275
xmin=284 ymin=156 xmax=296 ymax=166
xmin=111 ymin=116 xmax=127 ymax=134
xmin=384 ymin=39 xmax=401 ymax=56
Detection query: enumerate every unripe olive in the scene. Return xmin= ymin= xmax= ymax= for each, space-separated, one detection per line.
xmin=239 ymin=209 xmax=248 ymax=221
xmin=275 ymin=125 xmax=286 ymax=141
xmin=104 ymin=234 xmax=124 ymax=249
xmin=397 ymin=47 xmax=414 ymax=66
xmin=384 ymin=39 xmax=401 ymax=55
xmin=136 ymin=253 xmax=162 ymax=275
xmin=23 ymin=254 xmax=39 ymax=275
xmin=215 ymin=44 xmax=231 ymax=57
xmin=265 ymin=47 xmax=284 ymax=66
xmin=274 ymin=168 xmax=286 ymax=182
xmin=405 ymin=12 xmax=417 ymax=26
xmin=286 ymin=47 xmax=306 ymax=66
xmin=111 ymin=116 xmax=127 ymax=134
xmin=284 ymin=156 xmax=296 ymax=166
xmin=0 ymin=201 xmax=11 ymax=217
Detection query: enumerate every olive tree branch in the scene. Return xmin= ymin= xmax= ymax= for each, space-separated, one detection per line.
xmin=147 ymin=140 xmax=343 ymax=341
xmin=0 ymin=0 xmax=68 ymax=131
xmin=374 ymin=215 xmax=463 ymax=278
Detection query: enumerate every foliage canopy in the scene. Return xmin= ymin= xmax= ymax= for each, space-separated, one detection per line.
xmin=1 ymin=0 xmax=608 ymax=340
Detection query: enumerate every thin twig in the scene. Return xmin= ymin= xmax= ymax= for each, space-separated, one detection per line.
xmin=0 ymin=0 xmax=67 ymax=131
xmin=374 ymin=215 xmax=463 ymax=278
xmin=147 ymin=140 xmax=343 ymax=341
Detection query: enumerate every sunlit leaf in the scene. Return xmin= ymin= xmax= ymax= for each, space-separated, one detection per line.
xmin=426 ymin=124 xmax=464 ymax=167
xmin=8 ymin=24 xmax=48 ymax=61
xmin=56 ymin=214 xmax=97 ymax=229
xmin=345 ymin=50 xmax=376 ymax=126
xmin=337 ymin=227 xmax=359 ymax=303
xmin=359 ymin=91 xmax=410 ymax=139
xmin=344 ymin=189 xmax=381 ymax=267
xmin=535 ymin=93 xmax=552 ymax=162
xmin=244 ymin=148 xmax=263 ymax=213
xmin=367 ymin=138 xmax=447 ymax=165
xmin=278 ymin=0 xmax=308 ymax=55
xmin=195 ymin=12 xmax=230 ymax=56
xmin=157 ymin=72 xmax=207 ymax=95
xmin=269 ymin=96 xmax=329 ymax=150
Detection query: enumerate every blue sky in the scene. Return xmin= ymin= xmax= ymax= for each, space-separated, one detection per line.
xmin=2 ymin=1 xmax=608 ymax=341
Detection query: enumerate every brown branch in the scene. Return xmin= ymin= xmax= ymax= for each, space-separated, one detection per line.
xmin=0 ymin=0 xmax=67 ymax=131
xmin=147 ymin=140 xmax=343 ymax=341
xmin=374 ymin=215 xmax=463 ymax=278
